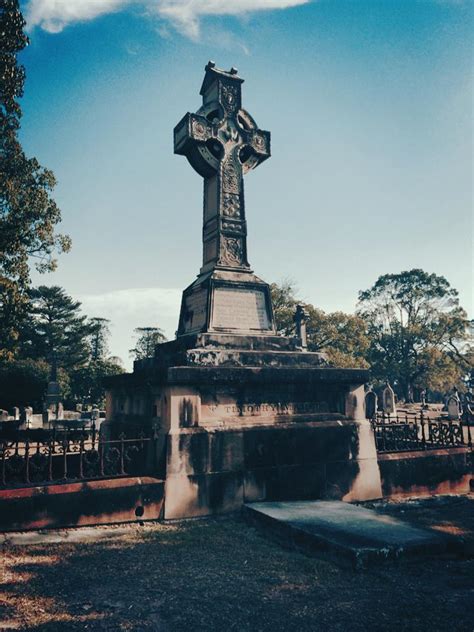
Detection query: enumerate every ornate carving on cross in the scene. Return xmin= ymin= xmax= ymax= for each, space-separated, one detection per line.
xmin=174 ymin=61 xmax=271 ymax=273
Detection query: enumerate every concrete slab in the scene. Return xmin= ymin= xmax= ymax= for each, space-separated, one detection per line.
xmin=244 ymin=500 xmax=464 ymax=569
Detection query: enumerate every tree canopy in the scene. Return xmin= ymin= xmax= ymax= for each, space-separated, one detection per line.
xmin=20 ymin=286 xmax=91 ymax=373
xmin=129 ymin=327 xmax=167 ymax=361
xmin=0 ymin=0 xmax=70 ymax=359
xmin=270 ymin=281 xmax=369 ymax=368
xmin=357 ymin=269 xmax=472 ymax=399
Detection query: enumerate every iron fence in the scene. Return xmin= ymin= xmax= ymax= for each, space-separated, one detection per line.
xmin=371 ymin=412 xmax=473 ymax=453
xmin=0 ymin=424 xmax=156 ymax=488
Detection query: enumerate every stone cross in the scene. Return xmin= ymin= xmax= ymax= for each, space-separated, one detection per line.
xmin=174 ymin=61 xmax=270 ymax=273
xmin=294 ymin=304 xmax=308 ymax=350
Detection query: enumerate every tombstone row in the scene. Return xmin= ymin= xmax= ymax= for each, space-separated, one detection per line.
xmin=364 ymin=385 xmax=468 ymax=421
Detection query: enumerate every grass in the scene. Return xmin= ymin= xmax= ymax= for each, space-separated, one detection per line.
xmin=1 ymin=495 xmax=473 ymax=631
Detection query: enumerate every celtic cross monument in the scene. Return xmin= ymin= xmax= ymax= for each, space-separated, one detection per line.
xmin=104 ymin=63 xmax=378 ymax=520
xmin=174 ymin=61 xmax=276 ymax=337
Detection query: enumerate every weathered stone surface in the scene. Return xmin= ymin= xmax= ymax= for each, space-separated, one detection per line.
xmin=378 ymin=447 xmax=473 ymax=497
xmin=174 ymin=63 xmax=275 ymax=336
xmin=0 ymin=477 xmax=164 ymax=532
xmin=161 ymin=419 xmax=381 ymax=518
xmin=244 ymin=500 xmax=463 ymax=568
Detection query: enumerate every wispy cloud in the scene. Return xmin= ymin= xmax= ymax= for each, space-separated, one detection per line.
xmin=25 ymin=0 xmax=310 ymax=39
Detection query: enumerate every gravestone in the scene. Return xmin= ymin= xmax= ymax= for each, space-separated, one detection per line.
xmin=20 ymin=406 xmax=33 ymax=426
xmin=0 ymin=409 xmax=8 ymax=421
xmin=104 ymin=62 xmax=382 ymax=519
xmin=382 ymin=383 xmax=397 ymax=418
xmin=420 ymin=389 xmax=427 ymax=408
xmin=447 ymin=390 xmax=461 ymax=420
xmin=10 ymin=406 xmax=19 ymax=421
xmin=365 ymin=389 xmax=377 ymax=420
xmin=294 ymin=305 xmax=308 ymax=350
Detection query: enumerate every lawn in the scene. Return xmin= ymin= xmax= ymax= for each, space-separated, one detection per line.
xmin=1 ymin=495 xmax=473 ymax=631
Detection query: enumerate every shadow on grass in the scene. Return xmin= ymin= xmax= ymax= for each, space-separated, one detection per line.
xmin=2 ymin=509 xmax=474 ymax=632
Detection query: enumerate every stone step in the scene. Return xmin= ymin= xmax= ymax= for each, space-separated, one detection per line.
xmin=244 ymin=500 xmax=465 ymax=569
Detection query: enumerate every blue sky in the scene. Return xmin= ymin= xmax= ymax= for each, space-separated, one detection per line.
xmin=20 ymin=0 xmax=472 ymax=367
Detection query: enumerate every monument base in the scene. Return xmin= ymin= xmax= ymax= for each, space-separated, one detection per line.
xmin=105 ymin=340 xmax=382 ymax=519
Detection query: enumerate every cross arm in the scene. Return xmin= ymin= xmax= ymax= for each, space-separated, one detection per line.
xmin=174 ymin=113 xmax=222 ymax=177
xmin=240 ymin=128 xmax=271 ymax=173
xmin=174 ymin=113 xmax=213 ymax=155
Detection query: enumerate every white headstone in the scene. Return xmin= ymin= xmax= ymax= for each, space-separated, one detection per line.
xmin=447 ymin=392 xmax=461 ymax=420
xmin=382 ymin=383 xmax=396 ymax=417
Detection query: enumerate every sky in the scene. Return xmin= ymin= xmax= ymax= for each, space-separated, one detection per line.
xmin=19 ymin=0 xmax=473 ymax=368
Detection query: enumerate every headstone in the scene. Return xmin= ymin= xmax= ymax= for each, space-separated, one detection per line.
xmin=0 ymin=409 xmax=9 ymax=421
xmin=45 ymin=380 xmax=61 ymax=408
xmin=420 ymin=389 xmax=427 ymax=408
xmin=10 ymin=406 xmax=20 ymax=420
xmin=447 ymin=390 xmax=461 ymax=420
xmin=382 ymin=383 xmax=397 ymax=418
xmin=365 ymin=389 xmax=377 ymax=419
xmin=20 ymin=406 xmax=33 ymax=427
xmin=42 ymin=410 xmax=51 ymax=426
xmin=294 ymin=304 xmax=308 ymax=350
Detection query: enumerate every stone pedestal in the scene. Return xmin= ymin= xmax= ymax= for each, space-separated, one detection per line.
xmin=178 ymin=270 xmax=275 ymax=337
xmin=105 ymin=337 xmax=382 ymax=519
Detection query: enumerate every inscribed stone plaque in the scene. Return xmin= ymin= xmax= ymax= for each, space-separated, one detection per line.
xmin=184 ymin=290 xmax=208 ymax=332
xmin=212 ymin=287 xmax=270 ymax=330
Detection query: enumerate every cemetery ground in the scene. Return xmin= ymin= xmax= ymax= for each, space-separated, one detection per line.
xmin=1 ymin=495 xmax=473 ymax=632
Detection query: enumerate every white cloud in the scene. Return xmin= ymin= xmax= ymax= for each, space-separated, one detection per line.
xmin=25 ymin=0 xmax=130 ymax=33
xmin=78 ymin=287 xmax=181 ymax=370
xmin=154 ymin=0 xmax=310 ymax=39
xmin=25 ymin=0 xmax=310 ymax=38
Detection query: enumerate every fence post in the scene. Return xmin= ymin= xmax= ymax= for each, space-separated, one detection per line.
xmin=25 ymin=437 xmax=30 ymax=484
xmin=1 ymin=441 xmax=6 ymax=486
xmin=120 ymin=434 xmax=125 ymax=475
xmin=79 ymin=435 xmax=84 ymax=479
xmin=420 ymin=410 xmax=426 ymax=450
xmin=48 ymin=436 xmax=53 ymax=481
xmin=62 ymin=428 xmax=68 ymax=481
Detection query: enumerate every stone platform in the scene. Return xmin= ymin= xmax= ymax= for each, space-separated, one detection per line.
xmin=244 ymin=500 xmax=463 ymax=569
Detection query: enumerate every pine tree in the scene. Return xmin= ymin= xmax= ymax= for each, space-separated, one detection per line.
xmin=21 ymin=286 xmax=91 ymax=374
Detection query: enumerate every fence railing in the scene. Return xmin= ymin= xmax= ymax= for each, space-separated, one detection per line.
xmin=0 ymin=424 xmax=156 ymax=489
xmin=371 ymin=412 xmax=473 ymax=453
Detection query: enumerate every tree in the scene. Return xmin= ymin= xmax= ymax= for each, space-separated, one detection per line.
xmin=88 ymin=317 xmax=111 ymax=362
xmin=20 ymin=286 xmax=92 ymax=374
xmin=0 ymin=1 xmax=70 ymax=358
xmin=68 ymin=317 xmax=124 ymax=407
xmin=357 ymin=269 xmax=472 ymax=400
xmin=129 ymin=327 xmax=167 ymax=361
xmin=0 ymin=358 xmax=69 ymax=410
xmin=68 ymin=358 xmax=124 ymax=408
xmin=270 ymin=281 xmax=369 ymax=368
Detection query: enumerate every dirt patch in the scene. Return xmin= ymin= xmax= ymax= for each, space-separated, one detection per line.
xmin=1 ymin=496 xmax=473 ymax=631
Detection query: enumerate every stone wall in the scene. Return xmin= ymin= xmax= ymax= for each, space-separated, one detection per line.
xmin=164 ymin=419 xmax=382 ymax=519
xmin=378 ymin=448 xmax=473 ymax=498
